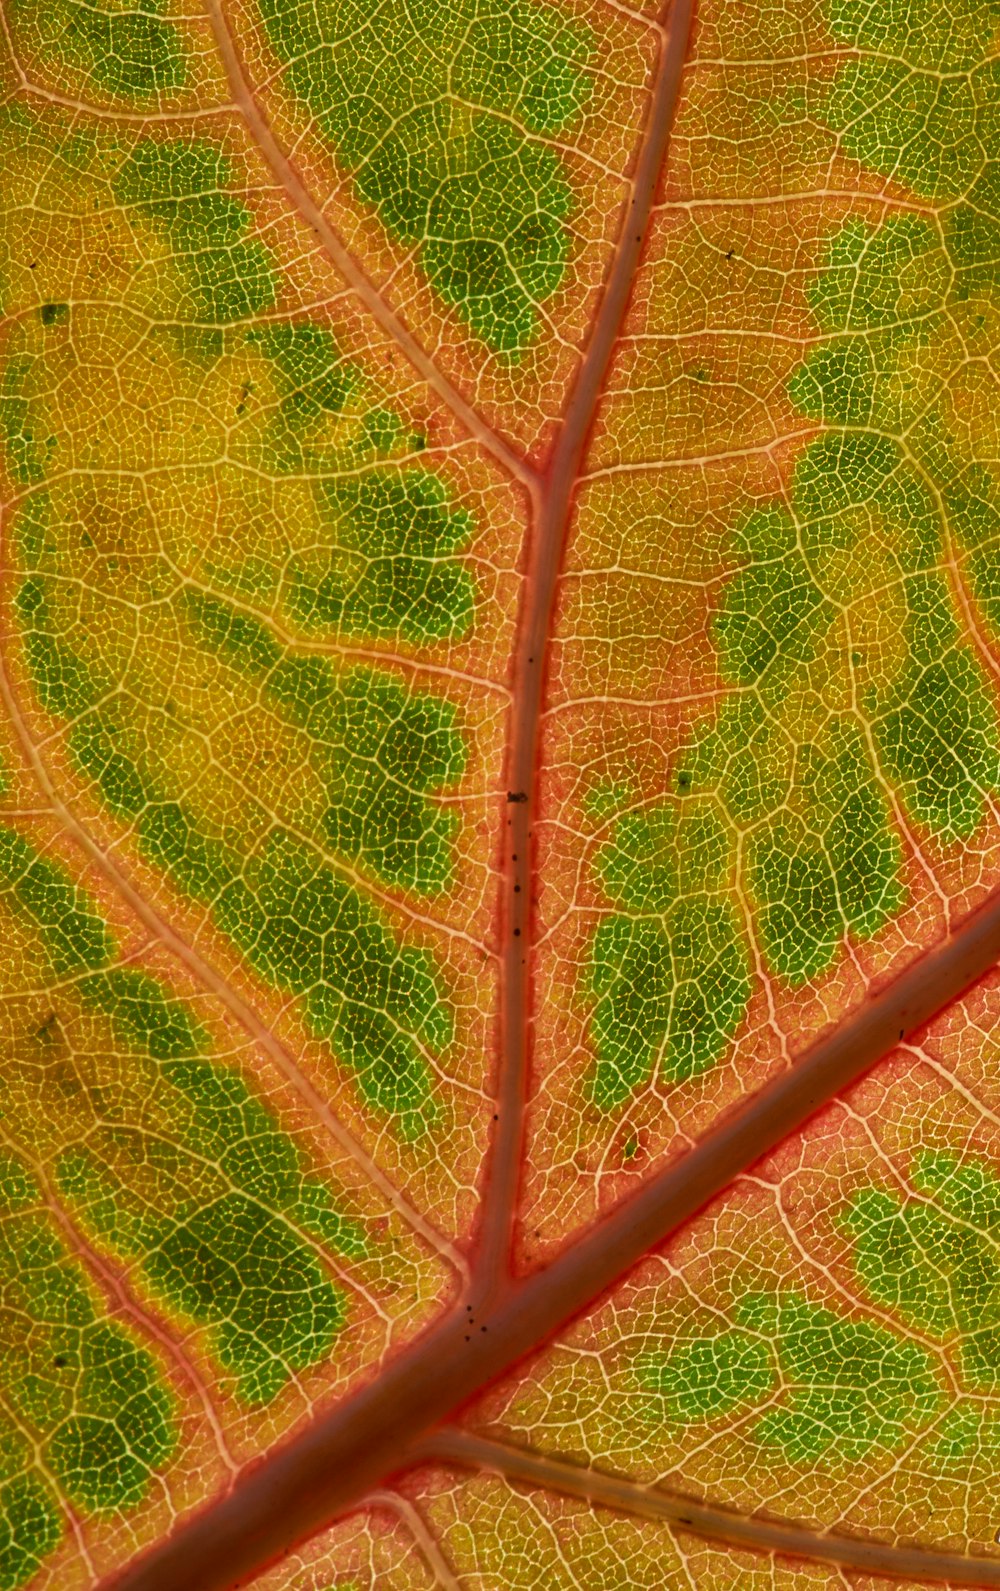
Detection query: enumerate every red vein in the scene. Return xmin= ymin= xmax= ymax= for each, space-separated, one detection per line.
xmin=202 ymin=0 xmax=536 ymax=491
xmin=476 ymin=0 xmax=696 ymax=1289
xmin=423 ymin=1432 xmax=1000 ymax=1588
xmin=101 ymin=878 xmax=1000 ymax=1591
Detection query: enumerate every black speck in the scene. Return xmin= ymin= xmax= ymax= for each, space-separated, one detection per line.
xmin=513 ymin=927 xmax=521 ymax=937
xmin=677 ymin=771 xmax=691 ymax=789
xmin=725 ymin=249 xmax=734 ymax=260
xmin=39 ymin=302 xmax=67 ymax=326
xmin=53 ymin=1356 xmax=68 ymax=1368
xmin=507 ymin=790 xmax=528 ymax=803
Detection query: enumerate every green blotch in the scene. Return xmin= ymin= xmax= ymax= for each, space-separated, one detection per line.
xmin=113 ymin=139 xmax=276 ymax=322
xmin=776 ymin=408 xmax=1000 ymax=847
xmin=250 ymin=321 xmax=360 ymax=422
xmin=826 ymin=63 xmax=982 ymax=207
xmin=581 ymin=778 xmax=635 ymax=826
xmin=214 ymin=828 xmax=448 ymax=1129
xmin=124 ymin=799 xmax=446 ymax=1129
xmin=827 ymin=0 xmax=1000 ymax=72
xmin=806 ymin=215 xmax=947 ymax=333
xmin=737 ymin=1292 xmax=941 ymax=1463
xmin=930 ymin=1403 xmax=983 ymax=1461
xmin=748 ymin=723 xmax=905 ymax=985
xmin=289 ymin=466 xmax=476 ymax=645
xmin=586 ymin=801 xmax=751 ymax=1108
xmin=713 ymin=505 xmax=829 ymax=687
xmin=635 ymin=1329 xmax=774 ymax=1423
xmin=945 ymin=464 xmax=1000 ymax=637
xmin=148 ymin=1193 xmax=346 ymax=1405
xmin=14 ymin=576 xmax=104 ymax=719
xmin=0 ymin=354 xmax=59 ymax=486
xmin=0 ymin=825 xmax=114 ymax=975
xmin=70 ymin=702 xmax=151 ymax=819
xmin=789 ymin=218 xmax=947 ymax=432
xmin=185 ymin=591 xmax=466 ymax=894
xmin=53 ymin=1032 xmax=366 ymax=1405
xmin=257 ymin=0 xmax=592 ymax=352
xmin=821 ymin=2 xmax=1000 ymax=290
xmin=0 ymin=826 xmax=366 ymax=1403
xmin=843 ymin=1150 xmax=1000 ymax=1389
xmin=12 ymin=0 xmax=186 ymax=100
xmin=0 ymin=1474 xmax=61 ymax=1591
xmin=0 ymin=1151 xmax=176 ymax=1516
xmin=81 ymin=968 xmax=202 ymax=1060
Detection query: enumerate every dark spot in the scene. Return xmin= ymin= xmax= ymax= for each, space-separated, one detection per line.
xmin=507 ymin=790 xmax=528 ymax=803
xmin=513 ymin=927 xmax=521 ymax=937
xmin=39 ymin=302 xmax=68 ymax=326
xmin=725 ymin=249 xmax=734 ymax=260
xmin=53 ymin=1356 xmax=68 ymax=1368
xmin=677 ymin=771 xmax=691 ymax=789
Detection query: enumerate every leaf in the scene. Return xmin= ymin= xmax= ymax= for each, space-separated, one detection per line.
xmin=1 ymin=0 xmax=1000 ymax=1586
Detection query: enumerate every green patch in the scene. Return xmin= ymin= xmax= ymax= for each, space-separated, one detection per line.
xmin=0 ymin=1473 xmax=61 ymax=1591
xmin=748 ymin=724 xmax=905 ymax=985
xmin=635 ymin=1328 xmax=774 ymax=1423
xmin=713 ymin=506 xmax=829 ymax=689
xmin=56 ymin=1036 xmax=367 ymax=1404
xmin=0 ymin=825 xmax=114 ymax=975
xmin=0 ymin=1151 xmax=176 ymax=1519
xmin=0 ymin=353 xmax=57 ymax=486
xmin=638 ymin=1290 xmax=940 ymax=1463
xmin=81 ymin=967 xmax=203 ymax=1060
xmin=929 ymin=1402 xmax=983 ymax=1462
xmin=14 ymin=575 xmax=104 ymax=719
xmin=735 ymin=1292 xmax=941 ymax=1463
xmin=250 ymin=321 xmax=360 ymax=422
xmin=256 ymin=0 xmax=593 ymax=352
xmin=806 ymin=214 xmax=947 ymax=334
xmin=184 ymin=591 xmax=467 ymax=893
xmin=11 ymin=0 xmax=186 ymax=101
xmin=113 ymin=139 xmax=276 ymax=323
xmin=844 ymin=1150 xmax=1000 ymax=1389
xmin=820 ymin=0 xmax=1000 ymax=292
xmin=586 ymin=801 xmax=751 ymax=1108
xmin=289 ymin=466 xmax=476 ymax=645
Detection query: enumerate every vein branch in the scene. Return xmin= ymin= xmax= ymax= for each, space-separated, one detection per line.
xmin=421 ymin=1432 xmax=1000 ymax=1588
xmin=202 ymin=0 xmax=536 ymax=490
xmin=474 ymin=0 xmax=696 ymax=1291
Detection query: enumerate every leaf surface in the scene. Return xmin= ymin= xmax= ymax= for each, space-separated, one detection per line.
xmin=1 ymin=0 xmax=1000 ymax=1585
